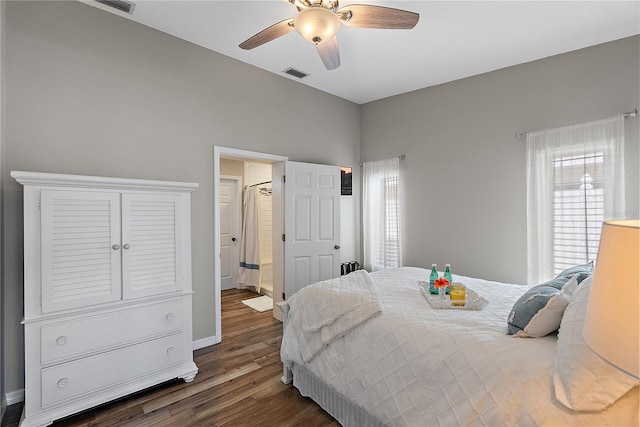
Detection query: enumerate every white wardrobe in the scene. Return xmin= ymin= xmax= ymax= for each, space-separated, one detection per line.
xmin=12 ymin=171 xmax=199 ymax=427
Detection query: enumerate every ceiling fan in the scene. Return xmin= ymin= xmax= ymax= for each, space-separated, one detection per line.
xmin=239 ymin=0 xmax=419 ymax=70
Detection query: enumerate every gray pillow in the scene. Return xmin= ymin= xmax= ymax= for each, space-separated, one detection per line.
xmin=543 ymin=276 xmax=573 ymax=290
xmin=507 ymin=274 xmax=578 ymax=337
xmin=556 ymin=261 xmax=594 ymax=283
xmin=542 ymin=262 xmax=594 ymax=290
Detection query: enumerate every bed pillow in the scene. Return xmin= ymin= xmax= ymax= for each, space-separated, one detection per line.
xmin=507 ymin=274 xmax=578 ymax=337
xmin=538 ymin=263 xmax=593 ymax=291
xmin=553 ymin=276 xmax=639 ymax=411
xmin=554 ymin=262 xmax=594 ymax=285
xmin=560 ymin=273 xmax=580 ymax=297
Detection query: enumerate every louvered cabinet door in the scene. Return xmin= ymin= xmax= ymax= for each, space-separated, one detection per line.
xmin=40 ymin=191 xmax=123 ymax=313
xmin=121 ymin=193 xmax=184 ymax=299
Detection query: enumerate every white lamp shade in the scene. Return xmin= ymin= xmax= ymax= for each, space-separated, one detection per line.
xmin=583 ymin=219 xmax=640 ymax=379
xmin=294 ymin=7 xmax=341 ymax=45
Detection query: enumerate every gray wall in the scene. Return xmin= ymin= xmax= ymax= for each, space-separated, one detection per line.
xmin=361 ymin=36 xmax=640 ymax=285
xmin=2 ymin=1 xmax=360 ymax=393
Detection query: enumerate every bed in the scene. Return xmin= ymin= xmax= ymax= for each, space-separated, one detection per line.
xmin=279 ymin=267 xmax=639 ymax=426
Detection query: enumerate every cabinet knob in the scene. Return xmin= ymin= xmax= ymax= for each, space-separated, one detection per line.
xmin=165 ymin=313 xmax=175 ymax=321
xmin=57 ymin=378 xmax=69 ymax=389
xmin=112 ymin=244 xmax=120 ymax=250
xmin=166 ymin=347 xmax=175 ymax=356
xmin=56 ymin=336 xmax=68 ymax=346
xmin=123 ymin=243 xmax=131 ymax=250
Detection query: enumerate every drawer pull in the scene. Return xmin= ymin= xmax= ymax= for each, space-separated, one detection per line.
xmin=166 ymin=347 xmax=175 ymax=356
xmin=165 ymin=313 xmax=175 ymax=321
xmin=56 ymin=336 xmax=68 ymax=346
xmin=57 ymin=378 xmax=69 ymax=389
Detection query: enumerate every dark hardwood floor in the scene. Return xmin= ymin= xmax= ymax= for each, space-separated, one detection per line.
xmin=2 ymin=289 xmax=339 ymax=426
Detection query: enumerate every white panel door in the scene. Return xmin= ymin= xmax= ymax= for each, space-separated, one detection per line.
xmin=121 ymin=193 xmax=183 ymax=299
xmin=220 ymin=177 xmax=241 ymax=290
xmin=284 ymin=161 xmax=340 ymax=299
xmin=40 ymin=190 xmax=122 ymax=313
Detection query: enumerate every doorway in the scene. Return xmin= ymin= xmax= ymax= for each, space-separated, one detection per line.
xmin=213 ymin=147 xmax=288 ymax=343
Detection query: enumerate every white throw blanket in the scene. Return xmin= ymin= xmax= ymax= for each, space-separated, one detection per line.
xmin=285 ymin=270 xmax=382 ymax=363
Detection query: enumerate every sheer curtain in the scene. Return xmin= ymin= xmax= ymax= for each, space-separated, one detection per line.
xmin=363 ymin=157 xmax=402 ymax=272
xmin=526 ymin=115 xmax=625 ymax=284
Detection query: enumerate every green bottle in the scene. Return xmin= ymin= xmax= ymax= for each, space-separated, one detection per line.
xmin=429 ymin=264 xmax=439 ymax=294
xmin=444 ymin=264 xmax=453 ymax=294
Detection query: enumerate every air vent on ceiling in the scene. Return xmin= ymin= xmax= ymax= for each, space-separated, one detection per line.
xmin=283 ymin=68 xmax=309 ymax=79
xmin=95 ymin=0 xmax=136 ymax=14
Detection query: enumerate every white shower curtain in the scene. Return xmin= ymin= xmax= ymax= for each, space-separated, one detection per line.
xmin=237 ymin=186 xmax=261 ymax=292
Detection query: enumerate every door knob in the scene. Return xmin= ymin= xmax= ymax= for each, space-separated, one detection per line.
xmin=123 ymin=243 xmax=131 ymax=250
xmin=335 ymin=245 xmax=341 ymax=250
xmin=232 ymin=237 xmax=237 ymax=242
xmin=112 ymin=244 xmax=120 ymax=250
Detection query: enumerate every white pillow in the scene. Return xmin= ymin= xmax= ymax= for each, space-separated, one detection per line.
xmin=553 ymin=276 xmax=640 ymax=411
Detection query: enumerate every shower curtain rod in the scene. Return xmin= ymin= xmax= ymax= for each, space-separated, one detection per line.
xmin=515 ymin=108 xmax=637 ymax=140
xmin=246 ymin=180 xmax=272 ymax=188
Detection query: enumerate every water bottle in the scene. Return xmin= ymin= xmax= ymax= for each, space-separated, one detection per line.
xmin=444 ymin=264 xmax=453 ymax=294
xmin=429 ymin=264 xmax=439 ymax=294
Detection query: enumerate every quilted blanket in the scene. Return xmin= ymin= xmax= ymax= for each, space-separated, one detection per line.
xmin=285 ymin=270 xmax=382 ymax=363
xmin=281 ymin=267 xmax=639 ymax=426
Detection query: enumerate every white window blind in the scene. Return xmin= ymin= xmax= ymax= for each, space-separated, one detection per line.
xmin=552 ymin=153 xmax=605 ymax=274
xmin=526 ymin=115 xmax=625 ymax=285
xmin=363 ymin=157 xmax=402 ymax=272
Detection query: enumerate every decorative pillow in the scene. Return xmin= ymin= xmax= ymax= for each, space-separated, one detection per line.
xmin=507 ymin=274 xmax=578 ymax=337
xmin=553 ymin=276 xmax=639 ymax=411
xmin=554 ymin=262 xmax=594 ymax=286
xmin=535 ymin=263 xmax=592 ymax=291
xmin=560 ymin=272 xmax=582 ymax=296
xmin=541 ymin=275 xmax=574 ymax=291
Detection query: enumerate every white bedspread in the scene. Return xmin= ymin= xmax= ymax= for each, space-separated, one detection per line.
xmin=285 ymin=270 xmax=382 ymax=363
xmin=281 ymin=267 xmax=639 ymax=426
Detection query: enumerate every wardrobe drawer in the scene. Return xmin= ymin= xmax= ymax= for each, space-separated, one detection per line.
xmin=41 ymin=299 xmax=184 ymax=364
xmin=41 ymin=333 xmax=184 ymax=407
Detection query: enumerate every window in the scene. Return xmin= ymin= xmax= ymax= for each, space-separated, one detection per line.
xmin=382 ymin=174 xmax=400 ymax=267
xmin=526 ymin=115 xmax=625 ymax=284
xmin=363 ymin=157 xmax=402 ymax=271
xmin=552 ymin=153 xmax=604 ymax=274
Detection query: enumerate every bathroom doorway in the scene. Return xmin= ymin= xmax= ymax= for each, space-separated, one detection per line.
xmin=213 ymin=146 xmax=287 ymax=343
xmin=221 ymin=160 xmax=274 ymax=297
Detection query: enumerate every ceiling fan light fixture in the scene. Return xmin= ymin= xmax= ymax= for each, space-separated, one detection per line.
xmin=293 ymin=7 xmax=341 ymax=45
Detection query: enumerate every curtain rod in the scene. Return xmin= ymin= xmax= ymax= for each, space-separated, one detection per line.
xmin=515 ymin=108 xmax=637 ymax=140
xmin=360 ymin=154 xmax=405 ymax=166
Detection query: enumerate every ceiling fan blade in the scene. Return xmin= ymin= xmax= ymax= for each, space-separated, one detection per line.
xmin=239 ymin=19 xmax=295 ymax=50
xmin=338 ymin=4 xmax=419 ymax=29
xmin=316 ymin=36 xmax=340 ymax=70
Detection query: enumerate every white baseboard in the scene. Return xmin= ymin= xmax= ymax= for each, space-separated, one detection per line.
xmin=6 ymin=388 xmax=24 ymax=405
xmin=193 ymin=335 xmax=218 ymax=350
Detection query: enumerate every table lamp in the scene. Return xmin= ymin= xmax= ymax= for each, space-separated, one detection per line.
xmin=583 ymin=219 xmax=640 ymax=379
